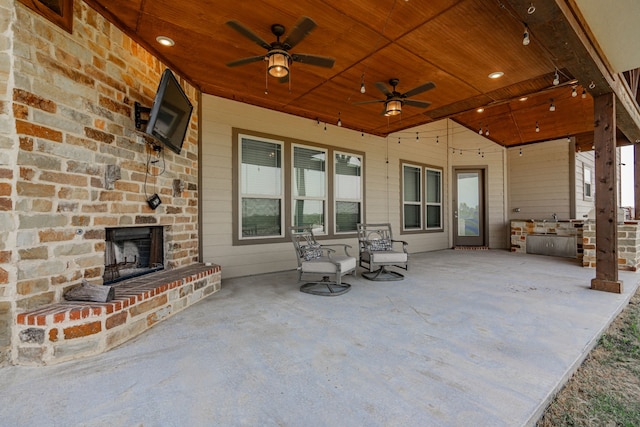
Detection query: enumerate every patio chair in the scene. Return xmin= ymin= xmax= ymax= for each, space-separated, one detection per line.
xmin=289 ymin=226 xmax=356 ymax=296
xmin=357 ymin=223 xmax=409 ymax=281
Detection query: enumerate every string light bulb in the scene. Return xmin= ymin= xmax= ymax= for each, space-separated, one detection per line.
xmin=360 ymin=73 xmax=366 ymax=94
xmin=553 ymin=69 xmax=560 ymax=86
xmin=337 ymin=112 xmax=342 ymax=127
xmin=478 ymin=126 xmax=483 ymax=135
xmin=485 ymin=126 xmax=489 ymax=136
xmin=582 ymin=88 xmax=587 ymax=99
xmin=416 ymin=132 xmax=419 ymax=141
xmin=436 ymin=136 xmax=439 ymax=144
xmin=519 ymin=147 xmax=523 ymax=156
xmin=549 ymin=100 xmax=556 ymax=111
xmin=571 ymin=86 xmax=577 ymax=97
xmin=535 ymin=121 xmax=540 ymax=132
xmin=522 ymin=24 xmax=530 ymax=46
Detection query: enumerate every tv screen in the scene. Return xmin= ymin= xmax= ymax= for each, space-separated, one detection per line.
xmin=146 ymin=69 xmax=193 ymax=154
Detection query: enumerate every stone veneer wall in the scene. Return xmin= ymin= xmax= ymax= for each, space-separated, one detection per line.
xmin=510 ymin=220 xmax=584 ymax=262
xmin=0 ymin=2 xmax=200 ymax=366
xmin=582 ymin=222 xmax=640 ymax=271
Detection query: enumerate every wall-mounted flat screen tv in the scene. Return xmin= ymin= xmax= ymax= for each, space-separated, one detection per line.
xmin=146 ymin=69 xmax=193 ymax=154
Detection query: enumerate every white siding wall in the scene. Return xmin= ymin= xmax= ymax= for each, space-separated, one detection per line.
xmin=508 ymin=139 xmax=572 ymax=221
xmin=201 ymin=95 xmax=508 ymax=278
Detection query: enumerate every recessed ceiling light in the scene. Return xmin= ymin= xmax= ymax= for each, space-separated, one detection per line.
xmin=519 ymin=96 xmax=528 ymax=101
xmin=488 ymin=71 xmax=504 ymax=79
xmin=477 ymin=108 xmax=484 ymax=113
xmin=156 ymin=36 xmax=175 ymax=47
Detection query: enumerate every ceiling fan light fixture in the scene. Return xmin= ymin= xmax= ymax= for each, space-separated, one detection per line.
xmin=385 ymin=100 xmax=402 ymax=116
xmin=267 ymin=51 xmax=290 ymax=78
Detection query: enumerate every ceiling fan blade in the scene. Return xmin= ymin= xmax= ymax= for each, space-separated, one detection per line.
xmin=226 ymin=20 xmax=271 ymax=50
xmin=291 ymin=53 xmax=335 ymax=68
xmin=375 ymin=82 xmax=393 ymax=97
xmin=226 ymin=56 xmax=265 ymax=67
xmin=402 ymin=81 xmax=436 ymax=98
xmin=404 ymin=99 xmax=432 ymax=108
xmin=352 ymin=99 xmax=385 ymax=105
xmin=283 ymin=16 xmax=317 ymax=49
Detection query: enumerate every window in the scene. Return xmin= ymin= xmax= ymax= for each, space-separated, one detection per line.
xmin=402 ymin=162 xmax=443 ymax=232
xmin=334 ymin=153 xmax=362 ymax=233
xmin=239 ymin=135 xmax=284 ymax=239
xmin=293 ymin=145 xmax=326 ymax=232
xmin=234 ymin=129 xmax=364 ymax=244
xmin=403 ymin=165 xmax=422 ymax=230
xmin=583 ymin=164 xmax=593 ymax=200
xmin=426 ymin=168 xmax=442 ymax=229
xmin=18 ymin=0 xmax=73 ymax=33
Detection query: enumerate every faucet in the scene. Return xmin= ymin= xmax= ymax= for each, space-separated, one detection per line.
xmin=552 ymin=213 xmax=558 ymax=221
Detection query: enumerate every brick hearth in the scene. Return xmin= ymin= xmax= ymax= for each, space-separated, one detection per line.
xmin=15 ymin=264 xmax=221 ymax=365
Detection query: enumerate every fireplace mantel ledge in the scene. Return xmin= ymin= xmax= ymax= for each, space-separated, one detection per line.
xmin=15 ymin=263 xmax=221 ymax=366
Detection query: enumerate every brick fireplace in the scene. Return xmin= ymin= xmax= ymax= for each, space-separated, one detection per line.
xmin=0 ymin=2 xmax=215 ymax=366
xmin=104 ymin=226 xmax=165 ymax=284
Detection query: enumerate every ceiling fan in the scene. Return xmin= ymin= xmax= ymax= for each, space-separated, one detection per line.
xmin=354 ymin=79 xmax=435 ymax=116
xmin=225 ymin=16 xmax=335 ymax=81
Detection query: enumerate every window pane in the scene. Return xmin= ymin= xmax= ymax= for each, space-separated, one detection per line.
xmin=404 ymin=205 xmax=421 ymax=229
xmin=336 ymin=201 xmax=360 ymax=232
xmin=426 ymin=169 xmax=441 ymax=203
xmin=426 ymin=205 xmax=441 ymax=228
xmin=241 ymin=139 xmax=281 ymax=196
xmin=293 ymin=200 xmax=324 ymax=229
xmin=293 ymin=146 xmax=325 ymax=198
xmin=403 ymin=166 xmax=421 ymax=202
xmin=242 ymin=198 xmax=281 ymax=237
xmin=335 ymin=154 xmax=361 ymax=199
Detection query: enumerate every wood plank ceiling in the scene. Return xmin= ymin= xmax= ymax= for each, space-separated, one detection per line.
xmin=84 ymin=0 xmax=606 ymax=149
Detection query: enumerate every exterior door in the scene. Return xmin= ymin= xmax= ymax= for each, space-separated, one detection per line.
xmin=453 ymin=168 xmax=485 ymax=247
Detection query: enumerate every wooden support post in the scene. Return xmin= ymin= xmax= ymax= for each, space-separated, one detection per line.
xmin=635 ymin=144 xmax=640 ymax=220
xmin=591 ymin=93 xmax=623 ymax=293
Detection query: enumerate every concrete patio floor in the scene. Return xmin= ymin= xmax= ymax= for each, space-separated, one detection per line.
xmin=1 ymin=249 xmax=638 ymax=426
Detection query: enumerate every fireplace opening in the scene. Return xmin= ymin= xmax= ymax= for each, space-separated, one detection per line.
xmin=104 ymin=226 xmax=164 ymax=284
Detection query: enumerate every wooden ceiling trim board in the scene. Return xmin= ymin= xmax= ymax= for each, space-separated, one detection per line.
xmin=505 ymin=0 xmax=640 ymax=143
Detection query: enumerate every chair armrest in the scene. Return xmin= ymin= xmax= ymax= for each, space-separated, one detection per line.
xmin=391 ymin=239 xmax=409 ymax=253
xmin=321 ymin=244 xmax=352 ymax=257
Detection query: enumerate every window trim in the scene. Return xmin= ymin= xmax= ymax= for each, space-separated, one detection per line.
xmin=402 ymin=163 xmax=423 ymax=231
xmin=400 ymin=160 xmax=444 ymax=234
xmin=583 ymin=163 xmax=593 ymax=201
xmin=425 ymin=166 xmax=443 ymax=231
xmin=333 ymin=151 xmax=364 ymax=235
xmin=237 ymin=133 xmax=285 ymax=241
xmin=18 ymin=0 xmax=73 ymax=33
xmin=232 ymin=128 xmax=365 ymax=245
xmin=291 ymin=144 xmax=328 ymax=235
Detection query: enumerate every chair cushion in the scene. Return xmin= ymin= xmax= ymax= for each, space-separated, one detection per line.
xmin=368 ymin=250 xmax=408 ymax=263
xmin=368 ymin=239 xmax=392 ymax=251
xmin=301 ymin=256 xmax=356 ymax=274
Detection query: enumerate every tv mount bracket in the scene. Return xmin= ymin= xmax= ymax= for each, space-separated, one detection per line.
xmin=134 ymin=102 xmax=151 ymax=130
